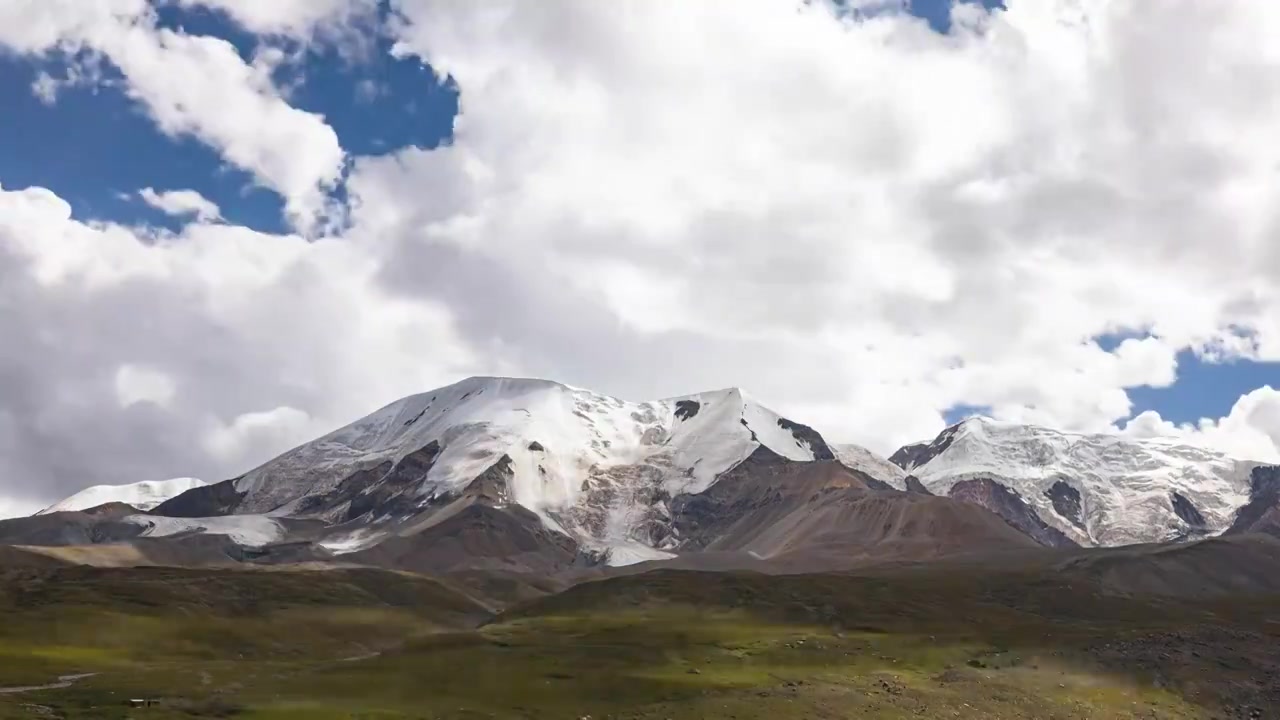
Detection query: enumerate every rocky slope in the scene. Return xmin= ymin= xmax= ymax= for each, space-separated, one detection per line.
xmin=893 ymin=416 xmax=1264 ymax=547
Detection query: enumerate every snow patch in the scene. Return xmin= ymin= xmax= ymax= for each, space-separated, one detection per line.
xmin=832 ymin=443 xmax=907 ymax=489
xmin=126 ymin=514 xmax=283 ymax=547
xmin=604 ymin=542 xmax=677 ymax=567
xmin=319 ymin=528 xmax=387 ymax=555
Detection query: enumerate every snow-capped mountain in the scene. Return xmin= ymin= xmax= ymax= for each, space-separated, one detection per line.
xmin=892 ymin=417 xmax=1260 ymax=546
xmin=157 ymin=377 xmax=855 ymax=565
xmin=39 ymin=478 xmax=208 ymax=515
xmin=23 ymin=378 xmax=1276 ymax=573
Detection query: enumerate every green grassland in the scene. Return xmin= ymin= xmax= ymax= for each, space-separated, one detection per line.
xmin=0 ymin=564 xmax=1274 ymax=719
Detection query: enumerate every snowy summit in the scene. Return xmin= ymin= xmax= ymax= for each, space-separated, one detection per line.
xmin=39 ymin=478 xmax=209 ymax=515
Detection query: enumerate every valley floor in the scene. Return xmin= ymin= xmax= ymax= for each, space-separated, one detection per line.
xmin=0 ymin=563 xmax=1275 ymax=719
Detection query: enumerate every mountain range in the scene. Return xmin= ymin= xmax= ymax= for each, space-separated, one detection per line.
xmin=6 ymin=376 xmax=1278 ymax=578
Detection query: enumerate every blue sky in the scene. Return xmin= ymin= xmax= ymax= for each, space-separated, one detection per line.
xmin=0 ymin=2 xmax=457 ymax=234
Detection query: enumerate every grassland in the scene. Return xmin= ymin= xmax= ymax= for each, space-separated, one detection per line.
xmin=0 ymin=564 xmax=1274 ymax=719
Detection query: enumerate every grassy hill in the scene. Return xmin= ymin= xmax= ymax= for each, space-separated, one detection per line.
xmin=0 ymin=551 xmax=1277 ymax=718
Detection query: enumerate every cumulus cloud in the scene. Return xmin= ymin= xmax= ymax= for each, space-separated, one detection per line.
xmin=372 ymin=0 xmax=1280 ymax=446
xmin=114 ymin=363 xmax=178 ymax=408
xmin=1122 ymin=386 xmax=1280 ymax=463
xmin=138 ymin=187 xmax=221 ymax=222
xmin=0 ymin=0 xmax=345 ymax=230
xmin=3 ymin=0 xmax=1280 ymax=510
xmin=175 ymin=0 xmax=380 ymax=41
xmin=0 ymin=181 xmax=476 ymax=508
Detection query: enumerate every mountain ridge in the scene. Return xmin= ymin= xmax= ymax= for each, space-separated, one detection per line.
xmin=21 ymin=376 xmax=1279 ymax=574
xmin=894 ymin=415 xmax=1263 ymax=547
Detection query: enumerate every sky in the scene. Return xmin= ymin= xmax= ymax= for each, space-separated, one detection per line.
xmin=0 ymin=0 xmax=1278 ymax=517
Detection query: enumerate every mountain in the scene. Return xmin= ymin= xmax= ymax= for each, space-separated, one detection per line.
xmin=116 ymin=376 xmax=1046 ymax=570
xmin=152 ymin=377 xmax=866 ymax=566
xmin=39 ymin=477 xmax=208 ymax=514
xmin=16 ymin=377 xmax=1275 ymax=576
xmin=892 ymin=416 xmax=1263 ymax=546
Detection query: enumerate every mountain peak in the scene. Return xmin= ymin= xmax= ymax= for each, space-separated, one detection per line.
xmin=39 ymin=477 xmax=208 ymax=515
xmin=897 ymin=419 xmax=1256 ymax=546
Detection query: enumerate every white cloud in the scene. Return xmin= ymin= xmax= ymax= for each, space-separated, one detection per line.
xmin=30 ymin=71 xmax=60 ymax=104
xmin=0 ymin=0 xmax=345 ymax=231
xmin=114 ymin=363 xmax=178 ymax=407
xmin=175 ymin=0 xmax=381 ymax=40
xmin=1121 ymin=386 xmax=1280 ymax=464
xmin=202 ymin=405 xmax=322 ymax=470
xmin=368 ymin=0 xmax=1280 ymax=450
xmin=0 ymin=496 xmax=45 ymax=521
xmin=0 ymin=180 xmax=477 ymax=502
xmin=138 ymin=187 xmax=221 ymax=222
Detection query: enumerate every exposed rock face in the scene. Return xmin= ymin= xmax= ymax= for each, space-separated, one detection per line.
xmin=1045 ymin=480 xmax=1085 ymax=531
xmin=889 ymin=423 xmax=963 ymax=471
xmin=301 ymin=441 xmax=445 ymax=523
xmin=1169 ymin=491 xmax=1207 ymax=531
xmin=904 ymin=476 xmax=932 ymax=495
xmin=775 ymin=417 xmax=836 ymax=461
xmin=1226 ymin=465 xmax=1280 ymax=537
xmin=674 ymin=400 xmax=700 ymax=421
xmin=462 ymin=454 xmax=514 ymax=505
xmin=153 ymin=480 xmax=247 ymax=518
xmin=948 ymin=478 xmax=1077 ymax=549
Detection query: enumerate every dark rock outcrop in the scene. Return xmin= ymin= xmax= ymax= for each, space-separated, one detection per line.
xmin=948 ymin=478 xmax=1077 ymax=549
xmin=775 ymin=417 xmax=836 ymax=461
xmin=462 ymin=455 xmax=513 ymax=505
xmin=674 ymin=400 xmax=700 ymax=421
xmin=1226 ymin=465 xmax=1280 ymax=537
xmin=275 ymin=441 xmax=447 ymax=523
xmin=1169 ymin=491 xmax=1207 ymax=530
xmin=903 ymin=476 xmax=932 ymax=495
xmin=1045 ymin=480 xmax=1085 ymax=531
xmin=153 ymin=479 xmax=247 ymax=518
xmin=889 ymin=423 xmax=964 ymax=471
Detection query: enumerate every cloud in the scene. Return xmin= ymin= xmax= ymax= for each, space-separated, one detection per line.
xmin=0 ymin=181 xmax=476 ymax=506
xmin=29 ymin=71 xmax=60 ymax=104
xmin=138 ymin=187 xmax=222 ymax=222
xmin=1122 ymin=386 xmax=1280 ymax=463
xmin=175 ymin=0 xmax=380 ymax=41
xmin=368 ymin=0 xmax=1280 ymax=448
xmin=0 ymin=496 xmax=46 ymax=521
xmin=114 ymin=363 xmax=178 ymax=407
xmin=4 ymin=0 xmax=1280 ymax=509
xmin=0 ymin=0 xmax=345 ymax=230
